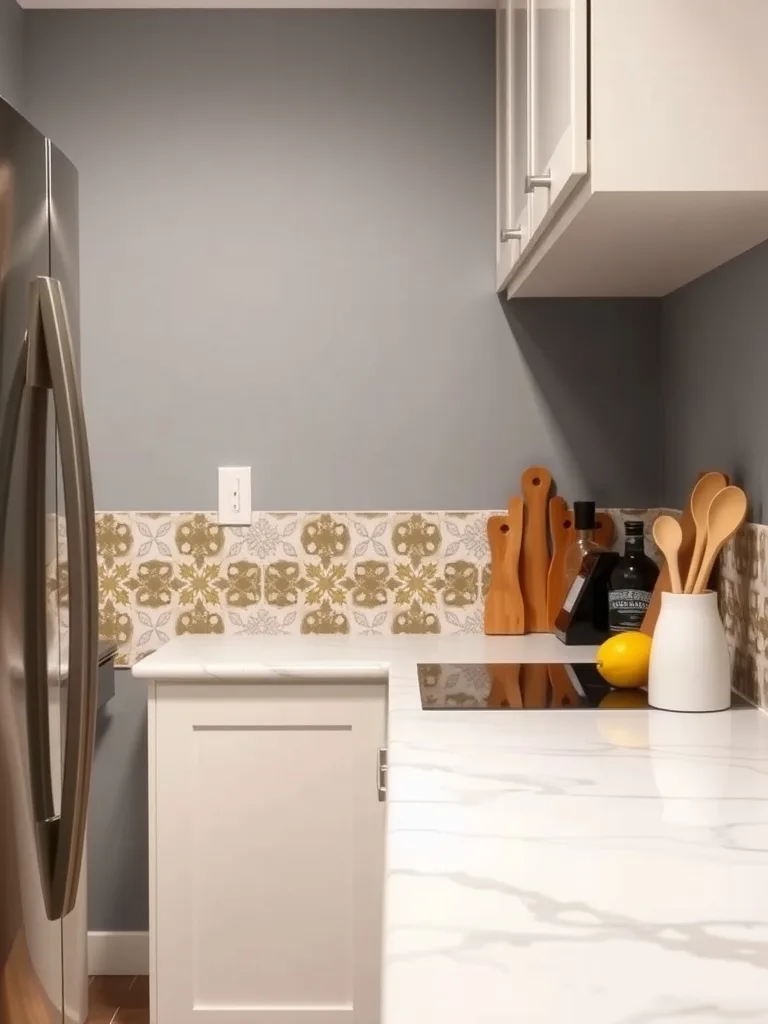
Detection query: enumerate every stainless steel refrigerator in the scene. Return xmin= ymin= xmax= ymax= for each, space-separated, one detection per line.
xmin=0 ymin=96 xmax=99 ymax=1023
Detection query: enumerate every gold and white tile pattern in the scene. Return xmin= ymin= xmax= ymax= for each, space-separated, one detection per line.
xmin=92 ymin=509 xmax=662 ymax=667
xmin=719 ymin=522 xmax=768 ymax=708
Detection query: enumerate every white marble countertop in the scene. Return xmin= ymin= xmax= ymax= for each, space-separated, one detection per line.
xmin=134 ymin=634 xmax=768 ymax=1023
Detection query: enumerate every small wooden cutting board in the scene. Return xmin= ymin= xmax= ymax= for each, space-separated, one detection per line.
xmin=484 ymin=498 xmax=524 ymax=635
xmin=546 ymin=496 xmax=572 ymax=630
xmin=520 ymin=467 xmax=553 ymax=633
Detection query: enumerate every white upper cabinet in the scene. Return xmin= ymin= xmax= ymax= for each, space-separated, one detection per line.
xmin=498 ymin=0 xmax=768 ymax=297
xmin=496 ymin=0 xmax=530 ymax=286
xmin=527 ymin=0 xmax=587 ymax=238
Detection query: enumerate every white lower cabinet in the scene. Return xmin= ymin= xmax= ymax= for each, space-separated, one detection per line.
xmin=148 ymin=681 xmax=387 ymax=1024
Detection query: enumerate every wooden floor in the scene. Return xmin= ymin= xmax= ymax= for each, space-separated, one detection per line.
xmin=87 ymin=975 xmax=149 ymax=1024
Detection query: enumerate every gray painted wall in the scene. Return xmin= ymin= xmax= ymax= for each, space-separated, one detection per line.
xmin=23 ymin=9 xmax=663 ymax=514
xmin=0 ymin=0 xmax=22 ymax=110
xmin=661 ymin=239 xmax=768 ymax=521
xmin=23 ymin=9 xmax=663 ymax=931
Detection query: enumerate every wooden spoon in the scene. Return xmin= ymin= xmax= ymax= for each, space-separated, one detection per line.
xmin=683 ymin=472 xmax=729 ymax=593
xmin=692 ymin=486 xmax=747 ymax=594
xmin=653 ymin=515 xmax=684 ymax=595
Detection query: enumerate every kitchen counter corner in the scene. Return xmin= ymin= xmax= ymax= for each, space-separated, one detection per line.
xmin=135 ymin=634 xmax=768 ymax=1023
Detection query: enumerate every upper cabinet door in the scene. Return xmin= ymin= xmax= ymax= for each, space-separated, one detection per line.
xmin=496 ymin=0 xmax=530 ymax=289
xmin=527 ymin=0 xmax=588 ymax=237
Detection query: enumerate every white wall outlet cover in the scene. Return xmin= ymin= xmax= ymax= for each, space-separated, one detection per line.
xmin=218 ymin=467 xmax=251 ymax=526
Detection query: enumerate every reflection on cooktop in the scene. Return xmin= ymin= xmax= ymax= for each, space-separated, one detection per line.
xmin=417 ymin=663 xmax=752 ymax=711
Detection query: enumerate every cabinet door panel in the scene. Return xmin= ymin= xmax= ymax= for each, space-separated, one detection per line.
xmin=529 ymin=0 xmax=588 ymax=236
xmin=152 ymin=683 xmax=386 ymax=1024
xmin=496 ymin=0 xmax=530 ymax=288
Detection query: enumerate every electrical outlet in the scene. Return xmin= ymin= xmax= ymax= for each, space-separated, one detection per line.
xmin=218 ymin=467 xmax=251 ymax=526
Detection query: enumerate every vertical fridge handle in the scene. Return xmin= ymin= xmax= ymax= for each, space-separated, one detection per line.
xmin=22 ymin=293 xmax=58 ymax=915
xmin=28 ymin=275 xmax=98 ymax=921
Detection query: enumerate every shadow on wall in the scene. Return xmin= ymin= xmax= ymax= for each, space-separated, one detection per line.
xmin=501 ymin=296 xmax=664 ymax=508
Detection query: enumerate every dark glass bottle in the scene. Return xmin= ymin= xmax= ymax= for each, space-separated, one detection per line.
xmin=608 ymin=520 xmax=659 ymax=632
xmin=563 ymin=501 xmax=605 ymax=592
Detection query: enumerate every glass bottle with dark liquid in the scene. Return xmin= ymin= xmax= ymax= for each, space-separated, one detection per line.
xmin=608 ymin=520 xmax=659 ymax=632
xmin=563 ymin=501 xmax=606 ymax=593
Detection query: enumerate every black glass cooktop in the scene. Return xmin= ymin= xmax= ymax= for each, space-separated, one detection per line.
xmin=417 ymin=663 xmax=752 ymax=711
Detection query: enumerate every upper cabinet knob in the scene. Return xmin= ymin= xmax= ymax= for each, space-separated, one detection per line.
xmin=525 ymin=172 xmax=552 ymax=193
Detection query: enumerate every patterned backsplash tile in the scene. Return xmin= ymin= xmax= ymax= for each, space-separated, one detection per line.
xmin=93 ymin=509 xmax=662 ymax=667
xmin=83 ymin=508 xmax=767 ymax=710
xmin=719 ymin=522 xmax=768 ymax=708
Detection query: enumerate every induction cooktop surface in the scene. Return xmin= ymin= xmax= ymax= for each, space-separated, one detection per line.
xmin=416 ymin=663 xmax=752 ymax=711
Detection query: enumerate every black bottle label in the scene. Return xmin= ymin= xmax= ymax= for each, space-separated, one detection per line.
xmin=608 ymin=588 xmax=651 ymax=632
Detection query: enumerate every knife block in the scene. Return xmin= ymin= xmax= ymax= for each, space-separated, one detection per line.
xmin=554 ymin=551 xmax=620 ymax=646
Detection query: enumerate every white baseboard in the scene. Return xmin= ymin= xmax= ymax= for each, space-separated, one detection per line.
xmin=88 ymin=931 xmax=149 ymax=976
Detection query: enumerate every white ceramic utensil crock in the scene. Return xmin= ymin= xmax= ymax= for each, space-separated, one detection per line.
xmin=648 ymin=591 xmax=731 ymax=713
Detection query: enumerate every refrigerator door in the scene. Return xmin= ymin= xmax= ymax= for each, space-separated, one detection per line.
xmin=48 ymin=141 xmax=89 ymax=1024
xmin=0 ymin=101 xmax=65 ymax=1022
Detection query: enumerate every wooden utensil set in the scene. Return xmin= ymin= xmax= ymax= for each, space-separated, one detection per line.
xmin=651 ymin=478 xmax=746 ymax=592
xmin=486 ymin=466 xmax=747 ymax=640
xmin=643 ymin=472 xmax=746 ymax=635
xmin=485 ymin=466 xmax=615 ymax=637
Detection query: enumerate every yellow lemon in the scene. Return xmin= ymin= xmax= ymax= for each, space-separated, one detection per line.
xmin=596 ymin=631 xmax=652 ymax=688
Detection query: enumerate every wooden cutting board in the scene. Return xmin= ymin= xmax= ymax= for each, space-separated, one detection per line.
xmin=484 ymin=498 xmax=524 ymax=635
xmin=519 ymin=467 xmax=553 ymax=633
xmin=641 ymin=472 xmax=729 ymax=636
xmin=546 ymin=496 xmax=572 ymax=630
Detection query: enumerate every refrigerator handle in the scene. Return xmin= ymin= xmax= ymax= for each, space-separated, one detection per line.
xmin=29 ymin=276 xmax=99 ymax=921
xmin=22 ymin=289 xmax=58 ymax=917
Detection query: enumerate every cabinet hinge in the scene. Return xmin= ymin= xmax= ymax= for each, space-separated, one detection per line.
xmin=377 ymin=747 xmax=387 ymax=802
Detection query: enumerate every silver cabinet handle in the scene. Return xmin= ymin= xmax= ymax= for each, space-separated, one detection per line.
xmin=500 ymin=227 xmax=523 ymax=243
xmin=525 ymin=172 xmax=552 ymax=193
xmin=377 ymin=748 xmax=387 ymax=802
xmin=28 ymin=276 xmax=98 ymax=920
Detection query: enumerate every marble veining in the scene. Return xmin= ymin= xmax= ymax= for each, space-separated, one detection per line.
xmin=134 ymin=634 xmax=768 ymax=1023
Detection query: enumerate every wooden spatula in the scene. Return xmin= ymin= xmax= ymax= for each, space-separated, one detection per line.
xmin=520 ymin=467 xmax=552 ymax=633
xmin=692 ymin=486 xmax=747 ymax=593
xmin=484 ymin=499 xmax=524 ymax=635
xmin=546 ymin=496 xmax=572 ymax=631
